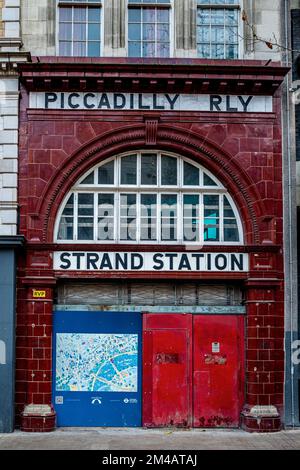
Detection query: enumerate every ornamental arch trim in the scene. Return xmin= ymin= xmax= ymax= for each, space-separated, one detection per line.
xmin=36 ymin=124 xmax=264 ymax=244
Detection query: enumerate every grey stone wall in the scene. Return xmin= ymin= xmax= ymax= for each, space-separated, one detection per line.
xmin=20 ymin=0 xmax=283 ymax=60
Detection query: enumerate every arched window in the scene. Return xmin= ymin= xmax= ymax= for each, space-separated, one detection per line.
xmin=55 ymin=152 xmax=243 ymax=244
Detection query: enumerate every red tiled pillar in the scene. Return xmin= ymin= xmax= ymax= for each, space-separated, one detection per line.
xmin=18 ymin=281 xmax=56 ymax=432
xmin=241 ymin=280 xmax=284 ymax=432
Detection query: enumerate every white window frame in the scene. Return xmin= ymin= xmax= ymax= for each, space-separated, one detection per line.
xmin=54 ymin=151 xmax=244 ymax=245
xmin=56 ymin=0 xmax=104 ymax=57
xmin=196 ymin=0 xmax=243 ymax=60
xmin=126 ymin=0 xmax=174 ymax=58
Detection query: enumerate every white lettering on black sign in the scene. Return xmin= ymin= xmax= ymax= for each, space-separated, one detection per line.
xmin=53 ymin=252 xmax=249 ymax=272
xmin=29 ymin=92 xmax=273 ymax=113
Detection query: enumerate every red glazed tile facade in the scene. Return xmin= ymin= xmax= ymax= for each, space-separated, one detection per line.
xmin=16 ymin=59 xmax=288 ymax=432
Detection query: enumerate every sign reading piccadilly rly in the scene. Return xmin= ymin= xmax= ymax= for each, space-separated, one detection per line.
xmin=29 ymin=92 xmax=273 ymax=113
xmin=54 ymin=252 xmax=249 ymax=272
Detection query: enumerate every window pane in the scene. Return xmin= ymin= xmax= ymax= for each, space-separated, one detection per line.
xmin=157 ymin=24 xmax=169 ymax=42
xmin=224 ymin=219 xmax=239 ymax=241
xmin=197 ymin=43 xmax=210 ymax=58
xmin=78 ymin=193 xmax=94 ymax=240
xmin=211 ymin=26 xmax=225 ymax=44
xmin=198 ymin=9 xmax=210 ymax=24
xmin=88 ymin=8 xmax=100 ymax=22
xmin=73 ymin=42 xmax=86 ymax=56
xmin=88 ymin=41 xmax=100 ymax=57
xmin=223 ymin=196 xmax=239 ymax=241
xmin=62 ymin=194 xmax=74 ymax=216
xmin=88 ymin=23 xmax=100 ymax=41
xmin=128 ymin=8 xmax=141 ymax=22
xmin=98 ymin=194 xmax=114 ymax=240
xmin=74 ymin=23 xmax=86 ymax=40
xmin=60 ymin=7 xmax=72 ymax=22
xmin=143 ymin=42 xmax=155 ymax=57
xmin=58 ymin=216 xmax=73 ymax=240
xmin=129 ymin=23 xmax=141 ymax=41
xmin=225 ymin=8 xmax=238 ymax=25
xmin=226 ymin=44 xmax=238 ymax=59
xmin=197 ymin=25 xmax=210 ymax=43
xmin=143 ymin=23 xmax=155 ymax=40
xmin=58 ymin=194 xmax=74 ymax=240
xmin=157 ymin=9 xmax=169 ymax=22
xmin=98 ymin=160 xmax=114 ymax=185
xmin=143 ymin=8 xmax=155 ymax=23
xmin=161 ymin=194 xmax=177 ymax=241
xmin=211 ymin=44 xmax=224 ymax=59
xmin=74 ymin=8 xmax=86 ymax=22
xmin=161 ymin=155 xmax=177 ymax=185
xmin=128 ymin=41 xmax=141 ymax=57
xmin=80 ymin=172 xmax=94 ymax=184
xmin=141 ymin=154 xmax=157 ymax=185
xmin=120 ymin=194 xmax=137 ymax=241
xmin=78 ymin=218 xmax=94 ymax=240
xmin=140 ymin=194 xmax=157 ymax=240
xmin=203 ymin=173 xmax=218 ymax=186
xmin=59 ymin=41 xmax=72 ymax=56
xmin=211 ymin=9 xmax=225 ymax=25
xmin=78 ymin=193 xmax=94 ymax=216
xmin=59 ymin=23 xmax=72 ymax=41
xmin=121 ymin=155 xmax=137 ymax=185
xmin=204 ymin=195 xmax=219 ymax=241
xmin=183 ymin=195 xmax=199 ymax=242
xmin=157 ymin=42 xmax=170 ymax=57
xmin=184 ymin=162 xmax=199 ymax=186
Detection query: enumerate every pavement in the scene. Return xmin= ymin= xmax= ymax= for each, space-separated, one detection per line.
xmin=0 ymin=427 xmax=300 ymax=450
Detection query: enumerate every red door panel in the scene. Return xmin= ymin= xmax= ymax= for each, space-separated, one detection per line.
xmin=193 ymin=315 xmax=244 ymax=428
xmin=143 ymin=314 xmax=192 ymax=427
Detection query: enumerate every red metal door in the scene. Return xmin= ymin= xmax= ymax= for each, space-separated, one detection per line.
xmin=193 ymin=315 xmax=244 ymax=428
xmin=143 ymin=314 xmax=192 ymax=427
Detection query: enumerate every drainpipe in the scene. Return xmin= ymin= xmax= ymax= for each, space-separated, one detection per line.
xmin=283 ymin=0 xmax=297 ymax=428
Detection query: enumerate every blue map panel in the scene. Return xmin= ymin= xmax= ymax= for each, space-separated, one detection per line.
xmin=52 ymin=311 xmax=142 ymax=427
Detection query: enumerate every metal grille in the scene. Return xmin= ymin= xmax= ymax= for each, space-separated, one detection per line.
xmin=56 ymin=281 xmax=243 ymax=306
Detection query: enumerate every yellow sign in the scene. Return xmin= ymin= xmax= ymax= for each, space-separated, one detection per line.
xmin=33 ymin=290 xmax=46 ymax=298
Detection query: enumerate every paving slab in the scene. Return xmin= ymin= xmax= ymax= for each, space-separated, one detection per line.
xmin=0 ymin=428 xmax=300 ymax=450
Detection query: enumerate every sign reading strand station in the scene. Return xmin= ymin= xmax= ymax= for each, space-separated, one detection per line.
xmin=54 ymin=252 xmax=249 ymax=272
xmin=30 ymin=92 xmax=273 ymax=113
